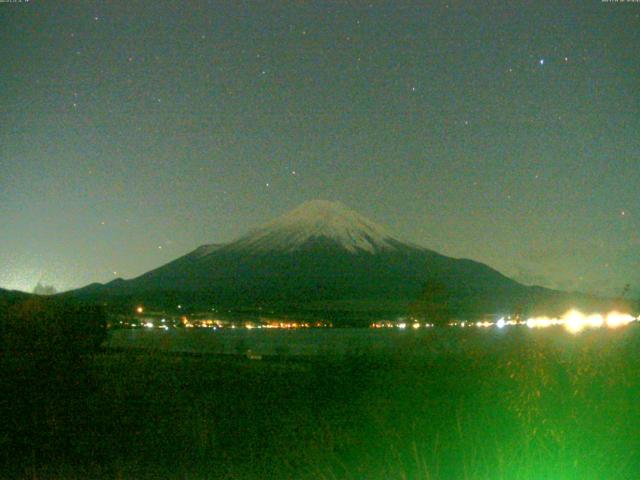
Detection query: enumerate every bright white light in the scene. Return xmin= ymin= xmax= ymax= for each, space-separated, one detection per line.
xmin=496 ymin=318 xmax=506 ymax=329
xmin=397 ymin=323 xmax=407 ymax=329
xmin=563 ymin=310 xmax=585 ymax=334
xmin=606 ymin=311 xmax=635 ymax=328
xmin=144 ymin=322 xmax=154 ymax=328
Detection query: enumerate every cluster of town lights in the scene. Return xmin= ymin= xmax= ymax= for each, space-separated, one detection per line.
xmin=522 ymin=310 xmax=637 ymax=334
xmin=371 ymin=321 xmax=435 ymax=329
xmin=382 ymin=310 xmax=636 ymax=334
xmin=132 ymin=306 xmax=635 ymax=334
xmin=130 ymin=307 xmax=332 ymax=330
xmin=458 ymin=310 xmax=636 ymax=334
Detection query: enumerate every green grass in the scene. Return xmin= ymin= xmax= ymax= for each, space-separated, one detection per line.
xmin=3 ymin=327 xmax=640 ymax=479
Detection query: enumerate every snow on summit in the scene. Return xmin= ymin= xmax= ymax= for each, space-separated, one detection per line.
xmin=226 ymin=200 xmax=404 ymax=254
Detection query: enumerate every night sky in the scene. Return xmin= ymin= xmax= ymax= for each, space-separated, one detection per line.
xmin=1 ymin=1 xmax=639 ymax=296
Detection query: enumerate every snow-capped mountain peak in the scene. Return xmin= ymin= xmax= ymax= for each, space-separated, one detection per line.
xmin=225 ymin=200 xmax=405 ymax=254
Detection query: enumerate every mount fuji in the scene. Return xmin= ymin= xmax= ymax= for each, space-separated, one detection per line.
xmin=67 ymin=200 xmax=609 ymax=321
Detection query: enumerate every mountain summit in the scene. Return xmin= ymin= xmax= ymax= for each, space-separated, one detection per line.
xmin=225 ymin=200 xmax=405 ymax=254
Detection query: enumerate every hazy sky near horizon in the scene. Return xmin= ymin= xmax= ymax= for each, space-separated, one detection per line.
xmin=1 ymin=1 xmax=639 ymax=296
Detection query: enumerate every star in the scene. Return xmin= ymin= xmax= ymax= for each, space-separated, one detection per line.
xmin=539 ymin=58 xmax=544 ymax=65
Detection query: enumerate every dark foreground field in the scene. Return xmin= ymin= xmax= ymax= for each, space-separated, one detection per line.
xmin=3 ymin=327 xmax=640 ymax=479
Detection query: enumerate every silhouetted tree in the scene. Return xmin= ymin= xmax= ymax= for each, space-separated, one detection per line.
xmin=32 ymin=282 xmax=57 ymax=296
xmin=621 ymin=283 xmax=631 ymax=299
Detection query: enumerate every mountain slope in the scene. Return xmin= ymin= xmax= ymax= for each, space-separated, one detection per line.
xmin=66 ymin=200 xmax=615 ymax=318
